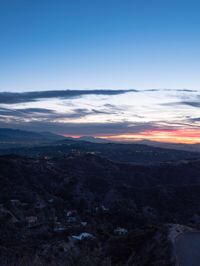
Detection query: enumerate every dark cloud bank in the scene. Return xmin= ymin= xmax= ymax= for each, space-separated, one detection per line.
xmin=0 ymin=88 xmax=195 ymax=104
xmin=0 ymin=88 xmax=198 ymax=136
xmin=0 ymin=89 xmax=136 ymax=104
xmin=0 ymin=120 xmax=158 ymax=136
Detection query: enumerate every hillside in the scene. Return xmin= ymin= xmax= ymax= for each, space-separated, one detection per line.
xmin=1 ymin=154 xmax=200 ymax=265
xmin=0 ymin=128 xmax=65 ymax=149
xmin=1 ymin=138 xmax=200 ymax=164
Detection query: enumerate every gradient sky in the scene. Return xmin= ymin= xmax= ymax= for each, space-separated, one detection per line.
xmin=1 ymin=0 xmax=200 ymax=91
xmin=0 ymin=1 xmax=200 ymax=143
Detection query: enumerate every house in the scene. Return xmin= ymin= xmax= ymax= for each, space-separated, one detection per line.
xmin=114 ymin=227 xmax=128 ymax=236
xmin=54 ymin=226 xmax=66 ymax=232
xmin=81 ymin=221 xmax=87 ymax=227
xmin=10 ymin=199 xmax=21 ymax=206
xmin=26 ymin=216 xmax=38 ymax=226
xmin=48 ymin=198 xmax=54 ymax=203
xmin=71 ymin=232 xmax=95 ymax=241
xmin=66 ymin=209 xmax=78 ymax=217
xmin=95 ymin=205 xmax=109 ymax=212
xmin=101 ymin=205 xmax=109 ymax=212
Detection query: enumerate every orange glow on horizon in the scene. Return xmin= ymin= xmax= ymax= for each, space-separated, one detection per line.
xmin=63 ymin=128 xmax=200 ymax=144
xmin=100 ymin=129 xmax=200 ymax=144
xmin=64 ymin=135 xmax=81 ymax=139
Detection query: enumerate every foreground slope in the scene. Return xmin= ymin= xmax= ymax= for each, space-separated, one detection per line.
xmin=1 ymin=154 xmax=200 ymax=265
xmin=1 ymin=138 xmax=200 ymax=164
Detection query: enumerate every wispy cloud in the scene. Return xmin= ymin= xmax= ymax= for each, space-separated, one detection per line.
xmin=0 ymin=88 xmax=199 ymax=143
xmin=180 ymin=101 xmax=200 ymax=108
xmin=0 ymin=89 xmax=136 ymax=104
xmin=0 ymin=88 xmax=196 ymax=105
xmin=0 ymin=120 xmax=157 ymax=135
xmin=163 ymin=100 xmax=200 ymax=108
xmin=0 ymin=106 xmax=118 ymax=121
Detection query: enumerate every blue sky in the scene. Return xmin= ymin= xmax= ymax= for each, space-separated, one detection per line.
xmin=0 ymin=0 xmax=200 ymax=91
xmin=0 ymin=1 xmax=200 ymax=142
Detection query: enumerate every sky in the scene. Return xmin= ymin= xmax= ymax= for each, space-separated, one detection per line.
xmin=0 ymin=0 xmax=200 ymax=143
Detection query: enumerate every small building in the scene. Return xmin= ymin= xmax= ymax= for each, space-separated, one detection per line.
xmin=66 ymin=209 xmax=78 ymax=217
xmin=10 ymin=199 xmax=21 ymax=206
xmin=81 ymin=221 xmax=87 ymax=227
xmin=95 ymin=205 xmax=109 ymax=212
xmin=54 ymin=226 xmax=66 ymax=232
xmin=71 ymin=232 xmax=95 ymax=241
xmin=101 ymin=205 xmax=109 ymax=212
xmin=26 ymin=216 xmax=38 ymax=226
xmin=48 ymin=198 xmax=54 ymax=203
xmin=114 ymin=227 xmax=128 ymax=236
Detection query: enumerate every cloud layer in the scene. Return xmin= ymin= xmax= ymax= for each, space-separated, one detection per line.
xmin=0 ymin=89 xmax=135 ymax=104
xmin=0 ymin=88 xmax=199 ymax=143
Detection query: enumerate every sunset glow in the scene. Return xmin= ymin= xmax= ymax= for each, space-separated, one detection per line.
xmin=100 ymin=129 xmax=200 ymax=144
xmin=0 ymin=1 xmax=200 ymax=146
xmin=0 ymin=88 xmax=200 ymax=144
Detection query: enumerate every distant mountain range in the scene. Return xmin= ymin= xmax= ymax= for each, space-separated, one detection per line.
xmin=0 ymin=128 xmax=199 ymax=164
xmin=72 ymin=136 xmax=200 ymax=153
xmin=63 ymin=135 xmax=200 ymax=153
xmin=0 ymin=128 xmax=200 ymax=164
xmin=0 ymin=128 xmax=65 ymax=149
xmin=76 ymin=135 xmax=109 ymax=143
xmin=135 ymin=139 xmax=200 ymax=152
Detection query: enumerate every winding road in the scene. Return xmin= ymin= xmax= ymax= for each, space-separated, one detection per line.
xmin=175 ymin=232 xmax=200 ymax=266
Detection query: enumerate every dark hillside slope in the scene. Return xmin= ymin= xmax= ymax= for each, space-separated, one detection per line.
xmin=1 ymin=154 xmax=200 ymax=221
xmin=1 ymin=139 xmax=200 ymax=164
xmin=0 ymin=128 xmax=64 ymax=149
xmin=1 ymin=154 xmax=200 ymax=265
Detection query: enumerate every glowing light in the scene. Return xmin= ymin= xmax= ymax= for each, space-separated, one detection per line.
xmin=100 ymin=129 xmax=200 ymax=144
